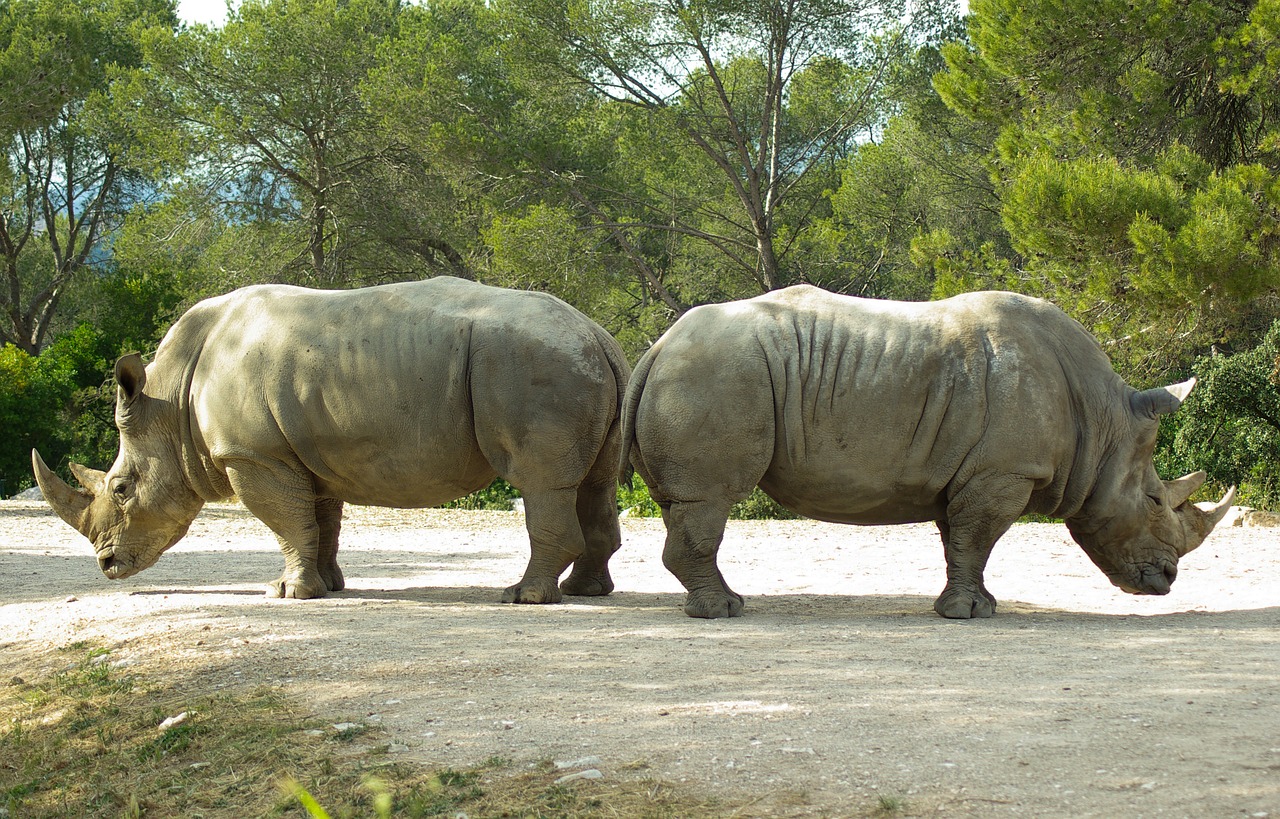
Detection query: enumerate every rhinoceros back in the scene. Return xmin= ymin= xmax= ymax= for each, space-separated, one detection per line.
xmin=629 ymin=285 xmax=1119 ymax=524
xmin=152 ymin=278 xmax=622 ymax=508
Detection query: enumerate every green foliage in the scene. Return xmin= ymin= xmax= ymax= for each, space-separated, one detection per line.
xmin=1159 ymin=322 xmax=1280 ymax=509
xmin=730 ymin=488 xmax=800 ymax=521
xmin=617 ymin=473 xmax=661 ymax=517
xmin=0 ymin=325 xmax=111 ymax=494
xmin=444 ymin=478 xmax=522 ymax=511
xmin=935 ymin=0 xmax=1280 ymax=380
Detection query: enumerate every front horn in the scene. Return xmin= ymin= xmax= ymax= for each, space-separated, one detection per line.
xmin=31 ymin=449 xmax=95 ymax=536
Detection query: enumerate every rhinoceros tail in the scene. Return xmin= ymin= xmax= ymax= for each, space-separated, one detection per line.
xmin=618 ymin=341 xmax=661 ymax=484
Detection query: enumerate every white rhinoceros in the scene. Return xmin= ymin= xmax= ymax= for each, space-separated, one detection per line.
xmin=33 ymin=277 xmax=630 ymax=602
xmin=620 ymin=285 xmax=1235 ymax=619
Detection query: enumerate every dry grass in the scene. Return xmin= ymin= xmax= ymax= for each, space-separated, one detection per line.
xmin=0 ymin=642 xmax=732 ymax=818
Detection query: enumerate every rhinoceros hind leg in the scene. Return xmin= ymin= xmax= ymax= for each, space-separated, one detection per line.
xmin=560 ymin=474 xmax=621 ymax=597
xmin=316 ymin=498 xmax=345 ymax=592
xmin=502 ymin=486 xmax=581 ymax=604
xmin=662 ymin=498 xmax=744 ymax=618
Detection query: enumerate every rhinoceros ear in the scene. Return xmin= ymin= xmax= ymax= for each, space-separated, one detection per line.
xmin=114 ymin=353 xmax=147 ymax=407
xmin=1130 ymin=378 xmax=1196 ymax=420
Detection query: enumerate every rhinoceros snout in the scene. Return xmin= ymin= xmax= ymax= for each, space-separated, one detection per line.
xmin=97 ymin=548 xmax=124 ymax=579
xmin=1135 ymin=563 xmax=1176 ymax=595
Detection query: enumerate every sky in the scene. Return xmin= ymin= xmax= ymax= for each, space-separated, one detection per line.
xmin=178 ymin=0 xmax=969 ymax=28
xmin=177 ymin=0 xmax=230 ymax=26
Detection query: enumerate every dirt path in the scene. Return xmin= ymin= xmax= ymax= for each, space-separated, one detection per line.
xmin=3 ymin=499 xmax=1278 ymax=817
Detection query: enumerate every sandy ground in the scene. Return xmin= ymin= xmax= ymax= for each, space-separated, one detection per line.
xmin=2 ymin=499 xmax=1278 ymax=817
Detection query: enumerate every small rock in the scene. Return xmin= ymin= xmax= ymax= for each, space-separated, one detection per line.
xmin=159 ymin=712 xmax=189 ymax=730
xmin=305 ymin=729 xmax=325 ymax=737
xmin=387 ymin=744 xmax=409 ymax=753
xmin=555 ymin=755 xmax=603 ymax=769
xmin=383 ymin=699 xmax=402 ymax=705
xmin=332 ymin=722 xmax=362 ymax=732
xmin=64 ymin=595 xmax=77 ymax=603
xmin=189 ymin=762 xmax=211 ymax=770
xmin=500 ymin=720 xmax=516 ymax=730
xmin=780 ymin=746 xmax=815 ymax=755
xmin=9 ymin=677 xmax=24 ymax=686
xmin=554 ymin=769 xmax=603 ymax=785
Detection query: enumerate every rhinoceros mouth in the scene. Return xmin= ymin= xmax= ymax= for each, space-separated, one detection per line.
xmin=96 ymin=544 xmax=131 ymax=579
xmin=1111 ymin=562 xmax=1176 ymax=596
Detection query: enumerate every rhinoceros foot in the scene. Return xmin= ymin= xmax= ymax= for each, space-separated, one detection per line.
xmin=934 ymin=586 xmax=997 ymax=619
xmin=559 ymin=568 xmax=614 ymax=597
xmin=268 ymin=568 xmax=328 ymax=600
xmin=683 ymin=588 xmax=745 ymax=619
xmin=320 ymin=562 xmax=345 ymax=593
xmin=501 ymin=577 xmax=564 ymax=604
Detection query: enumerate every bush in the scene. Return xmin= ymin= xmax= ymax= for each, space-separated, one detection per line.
xmin=616 ymin=473 xmax=799 ymax=520
xmin=1157 ymin=320 xmax=1280 ymax=509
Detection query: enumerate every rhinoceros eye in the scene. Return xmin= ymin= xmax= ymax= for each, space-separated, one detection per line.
xmin=1147 ymin=493 xmax=1164 ymax=508
xmin=110 ymin=479 xmax=133 ymax=503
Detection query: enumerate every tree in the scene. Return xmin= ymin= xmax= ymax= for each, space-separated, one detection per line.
xmin=817 ymin=18 xmax=1006 ymax=301
xmin=0 ymin=0 xmax=176 ymax=354
xmin=496 ymin=0 xmax=949 ymax=300
xmin=934 ymin=0 xmax=1280 ymax=378
xmin=141 ymin=0 xmax=411 ymax=287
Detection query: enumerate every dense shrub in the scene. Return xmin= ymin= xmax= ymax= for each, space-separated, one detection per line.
xmin=1157 ymin=321 xmax=1280 ymax=509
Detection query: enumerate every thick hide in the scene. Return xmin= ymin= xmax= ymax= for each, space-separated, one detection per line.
xmin=620 ymin=286 xmax=1234 ymax=619
xmin=35 ymin=277 xmax=630 ymax=602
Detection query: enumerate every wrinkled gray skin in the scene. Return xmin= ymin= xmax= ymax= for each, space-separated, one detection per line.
xmin=620 ymin=286 xmax=1236 ymax=619
xmin=34 ymin=277 xmax=630 ymax=602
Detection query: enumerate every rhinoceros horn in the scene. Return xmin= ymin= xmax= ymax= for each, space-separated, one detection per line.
xmin=31 ymin=449 xmax=98 ymax=536
xmin=1130 ymin=378 xmax=1197 ymax=420
xmin=1165 ymin=470 xmax=1206 ymax=508
xmin=1178 ymin=484 xmax=1238 ymax=557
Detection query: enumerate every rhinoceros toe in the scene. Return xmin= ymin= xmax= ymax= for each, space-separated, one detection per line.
xmin=321 ymin=563 xmax=345 ymax=593
xmin=559 ymin=569 xmax=614 ymax=597
xmin=683 ymin=588 xmax=745 ymax=619
xmin=268 ymin=570 xmax=328 ymax=600
xmin=502 ymin=577 xmax=564 ymax=604
xmin=934 ymin=586 xmax=997 ymax=619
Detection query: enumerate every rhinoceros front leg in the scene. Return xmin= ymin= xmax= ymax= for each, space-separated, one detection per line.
xmin=933 ymin=476 xmax=1032 ymax=619
xmin=502 ymin=486 xmax=582 ymax=604
xmin=225 ymin=461 xmax=328 ymax=599
xmin=558 ymin=476 xmax=621 ymax=597
xmin=316 ymin=497 xmax=345 ymax=593
xmin=662 ymin=498 xmax=743 ymax=619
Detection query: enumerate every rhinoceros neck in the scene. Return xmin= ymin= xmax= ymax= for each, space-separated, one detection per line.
xmin=148 ymin=315 xmax=235 ymax=502
xmin=1045 ymin=370 xmax=1135 ymax=522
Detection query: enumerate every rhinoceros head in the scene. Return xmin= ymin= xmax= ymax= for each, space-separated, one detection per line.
xmin=1065 ymin=378 xmax=1235 ymax=595
xmin=32 ymin=354 xmax=204 ymax=580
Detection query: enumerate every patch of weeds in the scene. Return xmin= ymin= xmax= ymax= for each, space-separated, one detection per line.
xmin=4 ymin=644 xmax=746 ymax=818
xmin=874 ymin=793 xmax=907 ymax=815
xmin=329 ymin=723 xmax=368 ymax=743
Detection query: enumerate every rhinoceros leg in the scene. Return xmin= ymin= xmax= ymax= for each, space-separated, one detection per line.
xmin=502 ymin=486 xmax=583 ymax=604
xmin=559 ymin=476 xmax=622 ymax=596
xmin=316 ymin=497 xmax=345 ymax=593
xmin=933 ymin=476 xmax=1032 ymax=619
xmin=225 ymin=461 xmax=328 ymax=599
xmin=661 ymin=498 xmax=745 ymax=618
